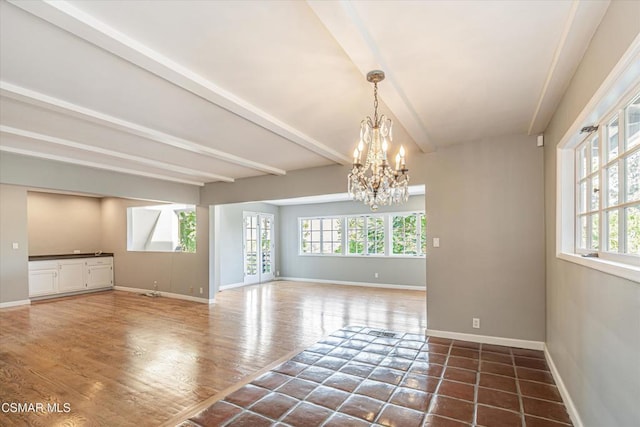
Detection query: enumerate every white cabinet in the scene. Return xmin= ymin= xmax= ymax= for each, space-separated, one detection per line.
xmin=28 ymin=256 xmax=113 ymax=298
xmin=86 ymin=258 xmax=113 ymax=289
xmin=28 ymin=261 xmax=58 ymax=297
xmin=58 ymin=260 xmax=85 ymax=292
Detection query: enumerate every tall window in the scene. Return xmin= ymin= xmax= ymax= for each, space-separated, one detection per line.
xmin=347 ymin=217 xmax=365 ymax=254
xmin=300 ymin=217 xmax=342 ymax=254
xmin=366 ymin=216 xmax=385 ymax=255
xmin=575 ymin=92 xmax=640 ymax=260
xmin=392 ymin=213 xmax=426 ymax=256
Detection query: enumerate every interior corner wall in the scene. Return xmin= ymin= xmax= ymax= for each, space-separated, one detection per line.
xmin=101 ymin=198 xmax=210 ymax=298
xmin=0 ymin=184 xmax=29 ymax=304
xmin=215 ymin=201 xmax=280 ymax=288
xmin=278 ymin=196 xmax=426 ymax=288
xmin=543 ymin=1 xmax=640 ymax=426
xmin=425 ymin=134 xmax=545 ymax=341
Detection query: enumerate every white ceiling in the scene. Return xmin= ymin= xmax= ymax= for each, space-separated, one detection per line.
xmin=0 ymin=0 xmax=610 ymax=186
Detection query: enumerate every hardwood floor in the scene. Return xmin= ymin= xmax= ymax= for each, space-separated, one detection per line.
xmin=0 ymin=281 xmax=426 ymax=426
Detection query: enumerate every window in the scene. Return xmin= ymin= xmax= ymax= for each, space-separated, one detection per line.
xmin=557 ymin=74 xmax=640 ymax=282
xmin=392 ymin=213 xmax=426 ymax=255
xmin=300 ymin=211 xmax=425 ymax=257
xmin=127 ymin=204 xmax=196 ymax=253
xmin=575 ymin=93 xmax=640 ymax=258
xmin=366 ymin=216 xmax=385 ymax=255
xmin=300 ymin=217 xmax=342 ymax=254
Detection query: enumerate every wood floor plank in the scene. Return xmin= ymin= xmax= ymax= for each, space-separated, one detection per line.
xmin=0 ymin=281 xmax=426 ymax=426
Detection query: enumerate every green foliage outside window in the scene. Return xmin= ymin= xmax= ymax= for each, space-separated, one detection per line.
xmin=178 ymin=210 xmax=197 ymax=253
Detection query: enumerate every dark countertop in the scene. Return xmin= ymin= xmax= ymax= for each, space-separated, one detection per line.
xmin=29 ymin=253 xmax=114 ymax=261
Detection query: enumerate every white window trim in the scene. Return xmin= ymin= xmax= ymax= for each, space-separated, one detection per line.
xmin=298 ymin=211 xmax=426 ymax=258
xmin=556 ymin=35 xmax=640 ymax=283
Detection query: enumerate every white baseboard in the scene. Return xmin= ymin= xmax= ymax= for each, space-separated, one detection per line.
xmin=114 ymin=286 xmax=215 ymax=304
xmin=278 ymin=277 xmax=426 ymax=291
xmin=544 ymin=345 xmax=583 ymax=427
xmin=218 ymin=282 xmax=249 ymax=291
xmin=0 ymin=299 xmax=31 ymax=309
xmin=426 ymin=329 xmax=545 ymax=350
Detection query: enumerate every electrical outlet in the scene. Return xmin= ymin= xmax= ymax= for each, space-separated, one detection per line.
xmin=276 ymin=270 xmax=280 ymax=277
xmin=472 ymin=318 xmax=480 ymax=329
xmin=374 ymin=272 xmax=379 ymax=278
xmin=199 ymin=287 xmax=203 ymax=294
xmin=12 ymin=242 xmax=19 ymax=250
xmin=73 ymin=249 xmax=81 ymax=254
xmin=189 ymin=286 xmax=193 ymax=294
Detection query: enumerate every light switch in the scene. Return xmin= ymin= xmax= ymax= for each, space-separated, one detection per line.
xmin=433 ymin=238 xmax=440 ymax=248
xmin=12 ymin=242 xmax=19 ymax=250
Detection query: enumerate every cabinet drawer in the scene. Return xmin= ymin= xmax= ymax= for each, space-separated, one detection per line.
xmin=86 ymin=257 xmax=113 ymax=267
xmin=29 ymin=261 xmax=58 ymax=271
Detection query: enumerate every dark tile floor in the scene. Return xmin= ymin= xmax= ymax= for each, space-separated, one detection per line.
xmin=180 ymin=327 xmax=572 ymax=427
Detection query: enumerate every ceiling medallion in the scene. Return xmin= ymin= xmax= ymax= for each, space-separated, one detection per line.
xmin=348 ymin=70 xmax=409 ymax=210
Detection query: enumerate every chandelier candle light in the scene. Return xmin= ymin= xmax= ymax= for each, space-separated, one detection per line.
xmin=348 ymin=70 xmax=409 ymax=210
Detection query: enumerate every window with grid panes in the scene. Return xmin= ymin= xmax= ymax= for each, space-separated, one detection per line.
xmin=576 ymin=92 xmax=640 ymax=260
xmin=300 ymin=217 xmax=342 ymax=254
xmin=392 ymin=213 xmax=426 ymax=256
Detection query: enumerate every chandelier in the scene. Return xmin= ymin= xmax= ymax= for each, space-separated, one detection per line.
xmin=348 ymin=70 xmax=409 ymax=210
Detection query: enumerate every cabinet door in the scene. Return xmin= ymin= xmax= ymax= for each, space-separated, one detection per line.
xmin=58 ymin=260 xmax=85 ymax=292
xmin=29 ymin=269 xmax=58 ymax=296
xmin=87 ymin=265 xmax=113 ymax=288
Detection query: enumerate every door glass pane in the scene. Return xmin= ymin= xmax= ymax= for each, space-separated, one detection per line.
xmin=591 ymin=214 xmax=599 ymax=250
xmin=627 ymin=205 xmax=640 ymax=255
xmin=245 ymin=215 xmax=258 ymax=275
xmin=607 ymin=163 xmax=619 ymax=206
xmin=607 ymin=210 xmax=619 ymax=252
xmin=261 ymin=217 xmax=272 ymax=274
xmin=626 ymin=95 xmax=640 ymax=150
xmin=591 ymin=136 xmax=599 ymax=173
xmin=607 ymin=117 xmax=619 ymax=161
xmin=625 ymin=151 xmax=639 ymax=202
xmin=590 ymin=175 xmax=599 ymax=211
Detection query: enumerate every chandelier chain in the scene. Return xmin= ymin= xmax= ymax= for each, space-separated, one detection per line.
xmin=373 ymin=82 xmax=379 ymax=125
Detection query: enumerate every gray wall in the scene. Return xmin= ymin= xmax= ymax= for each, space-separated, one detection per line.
xmin=1 ymin=152 xmax=200 ymax=204
xmin=0 ymin=184 xmax=29 ymax=304
xmin=279 ymin=196 xmax=426 ymax=288
xmin=544 ymin=1 xmax=640 ymax=426
xmin=101 ymin=198 xmax=210 ymax=298
xmin=28 ymin=191 xmax=102 ymax=255
xmin=215 ymin=201 xmax=280 ymax=287
xmin=425 ymin=134 xmax=545 ymax=340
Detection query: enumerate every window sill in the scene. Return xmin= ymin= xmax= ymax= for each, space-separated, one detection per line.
xmin=298 ymin=253 xmax=426 ymax=259
xmin=557 ymin=252 xmax=640 ymax=283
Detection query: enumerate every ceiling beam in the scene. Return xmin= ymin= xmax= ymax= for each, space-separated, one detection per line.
xmin=308 ymin=0 xmax=435 ymax=153
xmin=8 ymin=0 xmax=351 ymax=165
xmin=0 ymin=81 xmax=284 ymax=176
xmin=0 ymin=125 xmax=234 ymax=183
xmin=0 ymin=146 xmax=206 ymax=187
xmin=528 ymin=0 xmax=610 ymax=135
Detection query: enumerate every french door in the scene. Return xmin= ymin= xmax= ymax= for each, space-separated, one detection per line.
xmin=243 ymin=212 xmax=275 ymax=285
